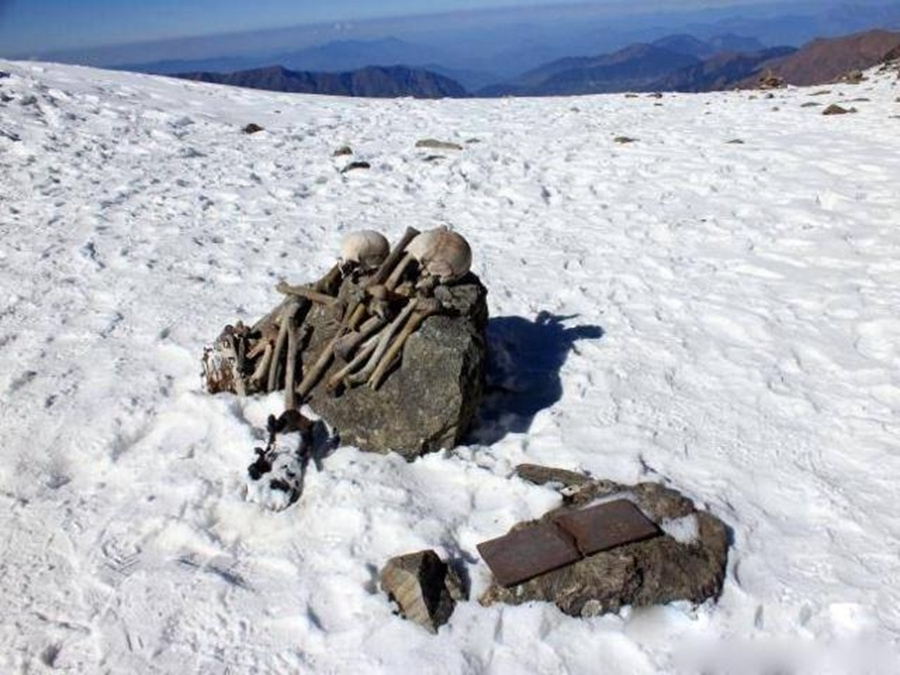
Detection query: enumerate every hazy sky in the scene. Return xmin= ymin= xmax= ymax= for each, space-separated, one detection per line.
xmin=0 ymin=0 xmax=781 ymax=55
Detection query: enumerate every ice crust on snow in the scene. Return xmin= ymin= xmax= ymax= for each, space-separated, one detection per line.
xmin=1 ymin=60 xmax=899 ymax=673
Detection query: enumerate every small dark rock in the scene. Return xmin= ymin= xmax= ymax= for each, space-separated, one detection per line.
xmin=340 ymin=161 xmax=371 ymax=173
xmin=416 ymin=138 xmax=463 ymax=151
xmin=647 ymin=92 xmax=663 ymax=99
xmin=726 ymin=139 xmax=745 ymax=144
xmin=624 ymin=93 xmax=639 ymax=98
xmin=841 ymin=69 xmax=865 ymax=84
xmin=801 ymin=102 xmax=821 ymax=107
xmin=380 ymin=550 xmax=464 ymax=633
xmin=822 ymin=104 xmax=856 ymax=116
xmin=0 ymin=71 xmax=9 ymax=79
xmin=242 ymin=123 xmax=264 ymax=134
xmin=614 ymin=136 xmax=637 ymax=144
xmin=333 ymin=145 xmax=353 ymax=157
xmin=423 ymin=154 xmax=444 ymax=162
xmin=480 ymin=468 xmax=730 ymax=618
xmin=757 ymin=69 xmax=785 ymax=90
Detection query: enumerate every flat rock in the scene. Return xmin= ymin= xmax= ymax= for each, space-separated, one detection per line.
xmin=479 ymin=468 xmax=730 ymax=618
xmin=242 ymin=123 xmax=264 ymax=134
xmin=822 ymin=103 xmax=856 ymax=115
xmin=380 ymin=550 xmax=464 ymax=633
xmin=416 ymin=138 xmax=463 ymax=151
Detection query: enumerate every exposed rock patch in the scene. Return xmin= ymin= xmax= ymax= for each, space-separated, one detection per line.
xmin=416 ymin=138 xmax=463 ymax=151
xmin=479 ymin=466 xmax=730 ymax=618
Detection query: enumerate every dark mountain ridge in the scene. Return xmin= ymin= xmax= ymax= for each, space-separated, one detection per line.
xmin=175 ymin=64 xmax=467 ymax=98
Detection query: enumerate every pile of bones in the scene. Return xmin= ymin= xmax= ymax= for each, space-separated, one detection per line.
xmin=201 ymin=226 xmax=473 ymax=508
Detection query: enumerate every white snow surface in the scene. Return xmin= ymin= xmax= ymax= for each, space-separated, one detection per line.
xmin=1 ymin=61 xmax=899 ymax=674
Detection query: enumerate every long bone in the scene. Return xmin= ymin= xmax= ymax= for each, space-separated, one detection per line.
xmin=344 ymin=297 xmax=419 ymax=387
xmin=368 ymin=297 xmax=442 ymax=390
xmin=325 ymin=333 xmax=381 ymax=394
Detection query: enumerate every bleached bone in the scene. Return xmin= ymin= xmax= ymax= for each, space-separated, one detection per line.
xmin=333 ymin=314 xmax=385 ymax=362
xmin=267 ymin=300 xmax=300 ymax=393
xmin=326 ymin=333 xmax=380 ymax=393
xmin=368 ymin=297 xmax=441 ymax=390
xmin=385 ymin=227 xmax=472 ymax=289
xmin=339 ymin=230 xmax=390 ymax=272
xmin=249 ymin=342 xmax=273 ymax=385
xmin=293 ymin=229 xmax=424 ymax=402
xmin=283 ymin=320 xmax=302 ymax=410
xmin=276 ymin=281 xmax=340 ymax=306
xmin=341 ymin=227 xmax=421 ymax=333
xmin=345 ymin=297 xmax=419 ymax=387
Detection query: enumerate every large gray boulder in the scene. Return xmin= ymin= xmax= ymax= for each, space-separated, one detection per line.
xmin=303 ymin=273 xmax=488 ymax=460
xmin=479 ymin=465 xmax=730 ymax=617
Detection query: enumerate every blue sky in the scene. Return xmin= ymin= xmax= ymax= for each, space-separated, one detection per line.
xmin=0 ymin=0 xmax=582 ymax=54
xmin=0 ymin=0 xmax=786 ymax=56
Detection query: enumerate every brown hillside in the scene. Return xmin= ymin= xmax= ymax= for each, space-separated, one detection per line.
xmin=741 ymin=29 xmax=900 ymax=87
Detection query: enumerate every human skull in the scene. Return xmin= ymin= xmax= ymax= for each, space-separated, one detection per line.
xmin=339 ymin=230 xmax=390 ymax=271
xmin=406 ymin=227 xmax=472 ymax=283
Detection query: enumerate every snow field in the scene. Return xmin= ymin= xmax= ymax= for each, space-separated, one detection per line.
xmin=0 ymin=60 xmax=899 ymax=673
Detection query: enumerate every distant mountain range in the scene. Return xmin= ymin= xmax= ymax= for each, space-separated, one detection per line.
xmin=171 ymin=28 xmax=900 ymax=99
xmin=478 ymin=34 xmax=764 ymax=96
xmin=176 ymin=65 xmax=466 ymax=98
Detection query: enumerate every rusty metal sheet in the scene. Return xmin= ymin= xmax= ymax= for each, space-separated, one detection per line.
xmin=554 ymin=499 xmax=660 ymax=556
xmin=477 ymin=523 xmax=580 ymax=587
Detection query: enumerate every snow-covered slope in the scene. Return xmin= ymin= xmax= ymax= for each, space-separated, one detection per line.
xmin=1 ymin=61 xmax=898 ymax=673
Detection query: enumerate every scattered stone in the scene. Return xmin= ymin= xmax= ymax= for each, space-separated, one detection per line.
xmin=465 ymin=137 xmax=482 ymax=144
xmin=614 ymin=136 xmax=637 ymax=144
xmin=810 ymin=89 xmax=831 ymax=96
xmin=242 ymin=123 xmax=264 ymax=134
xmin=333 ymin=145 xmax=353 ymax=157
xmin=726 ymin=138 xmax=745 ymax=144
xmin=764 ymin=92 xmax=775 ymax=99
xmin=0 ymin=71 xmax=9 ymax=79
xmin=423 ymin=154 xmax=444 ymax=162
xmin=380 ymin=550 xmax=464 ymax=633
xmin=841 ymin=69 xmax=866 ymax=84
xmin=757 ymin=69 xmax=785 ymax=90
xmin=624 ymin=93 xmax=639 ymax=98
xmin=0 ymin=127 xmax=20 ymax=142
xmin=847 ymin=97 xmax=871 ymax=103
xmin=340 ymin=160 xmax=371 ymax=173
xmin=415 ymin=138 xmax=463 ymax=151
xmin=822 ymin=103 xmax=856 ymax=115
xmin=479 ymin=468 xmax=730 ymax=618
xmin=801 ymin=102 xmax=821 ymax=107
xmin=19 ymin=94 xmax=38 ymax=106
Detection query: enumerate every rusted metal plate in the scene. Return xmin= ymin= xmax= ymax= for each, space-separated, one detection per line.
xmin=477 ymin=523 xmax=580 ymax=587
xmin=554 ymin=499 xmax=660 ymax=556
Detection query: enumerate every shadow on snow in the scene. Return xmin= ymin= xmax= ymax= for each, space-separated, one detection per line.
xmin=467 ymin=311 xmax=604 ymax=446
